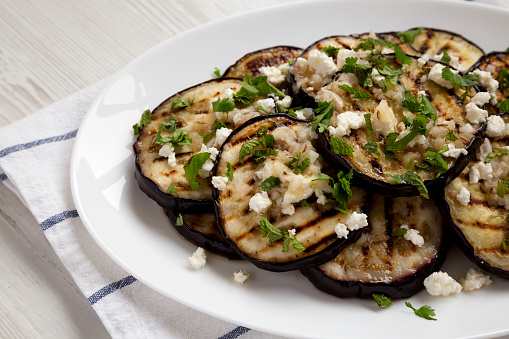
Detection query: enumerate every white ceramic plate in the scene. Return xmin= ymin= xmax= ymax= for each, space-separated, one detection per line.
xmin=71 ymin=1 xmax=509 ymax=338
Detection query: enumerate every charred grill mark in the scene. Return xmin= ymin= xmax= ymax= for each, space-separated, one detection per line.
xmin=370 ymin=159 xmax=384 ymax=175
xmin=175 ymin=151 xmax=193 ymax=158
xmin=153 ymin=156 xmax=167 ymax=162
xmin=457 ymin=218 xmax=508 ymax=231
xmin=229 ymin=121 xmax=293 ymax=147
xmin=298 ymin=208 xmax=339 ymax=231
xmin=303 ymin=234 xmax=336 ymax=254
xmin=469 ymin=198 xmax=489 ymax=207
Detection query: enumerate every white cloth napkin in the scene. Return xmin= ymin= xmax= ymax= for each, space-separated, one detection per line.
xmin=0 ymin=0 xmax=507 ymax=338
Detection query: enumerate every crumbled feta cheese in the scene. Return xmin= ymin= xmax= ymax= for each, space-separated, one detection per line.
xmin=424 ymin=271 xmax=462 ymax=296
xmin=345 ymin=211 xmax=369 ymax=231
xmin=327 ymin=111 xmax=365 ymax=138
xmin=258 ymin=66 xmax=286 ymax=86
xmin=288 ymin=228 xmax=296 ymax=237
xmin=371 ymin=68 xmax=384 ymax=86
xmin=486 ymin=115 xmax=506 ymax=138
xmin=189 ymin=247 xmax=206 ymax=269
xmin=233 ymin=270 xmax=251 ymax=284
xmin=460 ymin=268 xmax=492 ymax=292
xmin=198 ymin=144 xmax=219 ymax=178
xmin=477 ymin=138 xmax=493 ymax=162
xmin=256 ymin=98 xmax=275 ymax=113
xmin=335 ymin=223 xmax=349 ymax=239
xmin=307 ymin=49 xmax=338 ymax=77
xmin=158 ymin=143 xmax=177 ymax=167
xmin=249 ymin=191 xmax=272 ymax=213
xmin=211 ymin=176 xmax=228 ymax=191
xmin=472 ymin=69 xmax=499 ymax=105
xmin=371 ymin=100 xmax=397 ymax=138
xmin=469 ymin=92 xmax=491 ymax=106
xmin=469 ymin=162 xmax=493 ymax=184
xmin=295 ymin=108 xmax=314 ymax=120
xmin=276 ymin=95 xmax=292 ymax=109
xmin=456 ymin=186 xmax=471 ymax=206
xmin=429 ymin=64 xmax=455 ymax=89
xmin=401 ymin=225 xmax=424 ymax=247
xmin=282 ymin=174 xmax=313 ymax=215
xmin=442 ymin=143 xmax=468 ymax=158
xmin=215 ymin=127 xmax=233 ymax=147
xmin=417 ymin=54 xmax=430 ymax=67
xmin=465 ymin=103 xmax=488 ymax=124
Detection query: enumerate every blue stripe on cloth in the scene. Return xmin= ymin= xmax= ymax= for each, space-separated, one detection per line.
xmin=40 ymin=210 xmax=79 ymax=231
xmin=88 ymin=275 xmax=137 ymax=305
xmin=0 ymin=173 xmax=7 ymax=182
xmin=217 ymin=326 xmax=251 ymax=339
xmin=0 ymin=129 xmax=78 ymax=159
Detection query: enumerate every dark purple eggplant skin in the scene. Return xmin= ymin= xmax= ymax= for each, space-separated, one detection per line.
xmin=300 ymin=252 xmax=448 ymax=299
xmin=317 ymin=130 xmax=483 ymax=197
xmin=211 ymin=113 xmax=370 ymax=272
xmin=164 ymin=209 xmax=241 ymax=260
xmin=134 ymin=160 xmax=214 ymax=214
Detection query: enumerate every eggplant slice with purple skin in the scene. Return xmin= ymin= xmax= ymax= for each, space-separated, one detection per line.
xmin=287 ymin=32 xmax=417 ymax=107
xmin=442 ymin=113 xmax=509 ymax=279
xmin=316 ymin=54 xmax=483 ymax=197
xmin=213 ymin=114 xmax=369 ymax=272
xmin=301 ymin=193 xmax=447 ymax=299
xmin=403 ymin=27 xmax=485 ymax=72
xmin=472 ymin=51 xmax=509 ymax=114
xmin=165 ymin=209 xmax=241 ymax=260
xmin=223 ymin=45 xmax=302 ymax=89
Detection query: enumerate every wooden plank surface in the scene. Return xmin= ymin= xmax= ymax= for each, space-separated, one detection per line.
xmin=0 ymin=1 xmax=260 ymax=337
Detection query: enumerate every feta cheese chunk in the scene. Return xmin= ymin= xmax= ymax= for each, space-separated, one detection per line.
xmin=158 ymin=143 xmax=177 ymax=167
xmin=259 ymin=66 xmax=285 ymax=86
xmin=371 ymin=100 xmax=397 ymax=138
xmin=472 ymin=69 xmax=499 ymax=105
xmin=486 ymin=115 xmax=506 ymax=138
xmin=249 ymin=192 xmax=272 ymax=213
xmin=215 ymin=127 xmax=233 ymax=147
xmin=335 ymin=223 xmax=349 ymax=239
xmin=442 ymin=143 xmax=468 ymax=158
xmin=429 ymin=64 xmax=455 ymax=89
xmin=233 ymin=270 xmax=251 ymax=284
xmin=424 ymin=271 xmax=462 ymax=296
xmin=465 ymin=103 xmax=488 ymax=124
xmin=211 ymin=176 xmax=228 ymax=191
xmin=401 ymin=225 xmax=424 ymax=247
xmin=469 ymin=92 xmax=491 ymax=106
xmin=456 ymin=186 xmax=471 ymax=206
xmin=189 ymin=247 xmax=206 ymax=269
xmin=345 ymin=211 xmax=369 ymax=231
xmin=469 ymin=162 xmax=493 ymax=184
xmin=307 ymin=49 xmax=338 ymax=77
xmin=327 ymin=111 xmax=365 ymax=138
xmin=460 ymin=268 xmax=492 ymax=292
xmin=197 ymin=144 xmax=219 ymax=178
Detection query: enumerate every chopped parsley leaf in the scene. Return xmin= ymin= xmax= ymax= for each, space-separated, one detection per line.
xmin=372 ymin=293 xmax=393 ymax=308
xmin=445 ymin=127 xmax=459 ymax=141
xmin=396 ymin=27 xmax=424 ymax=43
xmin=386 ymin=170 xmax=429 ymax=199
xmin=167 ymin=182 xmax=179 ymax=196
xmin=332 ymin=170 xmax=354 ymax=214
xmin=198 ymin=120 xmax=227 ymax=143
xmin=338 ymin=84 xmax=372 ymax=99
xmin=283 ymin=230 xmax=306 ymax=252
xmin=261 ymin=176 xmax=281 ymax=192
xmin=485 ymin=147 xmax=509 ymax=163
xmin=223 ymin=162 xmax=234 ymax=181
xmin=497 ymin=99 xmax=509 ymax=113
xmin=364 ymin=113 xmax=376 ymax=138
xmin=440 ymin=49 xmax=451 ymax=64
xmin=155 ymin=125 xmax=192 ymax=146
xmin=213 ymin=67 xmax=221 ymax=78
xmin=392 ymin=227 xmax=407 ymax=243
xmin=171 ymin=96 xmax=194 ymax=110
xmin=212 ymin=97 xmax=235 ymax=113
xmin=330 ymin=137 xmax=354 ymax=156
xmin=500 ymin=69 xmax=509 ymax=90
xmin=322 ymin=45 xmax=341 ymax=57
xmin=441 ymin=67 xmax=479 ymax=89
xmin=414 ymin=145 xmax=449 ymax=174
xmin=363 ymin=140 xmax=380 ymax=156
xmin=133 ymin=109 xmax=152 ymax=135
xmin=184 ymin=152 xmax=210 ymax=190
xmin=405 ymin=302 xmax=437 ymax=321
xmin=496 ymin=179 xmax=509 ymax=198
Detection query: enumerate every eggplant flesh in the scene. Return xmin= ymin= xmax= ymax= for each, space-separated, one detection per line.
xmin=223 ymin=45 xmax=302 ymax=86
xmin=302 ymin=193 xmax=446 ymax=299
xmin=213 ymin=114 xmax=368 ymax=272
xmin=317 ymin=55 xmax=481 ymax=195
xmin=443 ymin=114 xmax=509 ymax=278
xmin=165 ymin=209 xmax=241 ymax=260
xmin=473 ymin=51 xmax=509 ymax=114
xmin=287 ymin=32 xmax=416 ymax=105
xmin=405 ymin=27 xmax=485 ymax=72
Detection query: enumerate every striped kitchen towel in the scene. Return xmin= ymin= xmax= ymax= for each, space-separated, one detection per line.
xmin=0 ymin=0 xmax=507 ymax=338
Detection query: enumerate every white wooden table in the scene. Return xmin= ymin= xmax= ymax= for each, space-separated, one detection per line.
xmin=0 ymin=1 xmax=261 ymax=337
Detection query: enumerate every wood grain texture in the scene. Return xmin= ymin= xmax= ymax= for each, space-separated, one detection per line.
xmin=0 ymin=0 xmax=260 ymax=337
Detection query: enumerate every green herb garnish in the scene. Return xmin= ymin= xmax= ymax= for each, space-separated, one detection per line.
xmin=311 ymin=100 xmax=335 ymax=133
xmin=261 ymin=176 xmax=282 ymax=192
xmin=171 ymin=96 xmax=194 ymax=110
xmin=198 ymin=120 xmax=227 ymax=143
xmin=175 ymin=213 xmax=184 ymax=226
xmin=440 ymin=49 xmax=451 ymax=64
xmin=441 ymin=67 xmax=478 ymax=90
xmin=393 ymin=227 xmax=407 ymax=243
xmin=167 ymin=182 xmax=179 ymax=196
xmin=213 ymin=67 xmax=221 ymax=78
xmin=496 ymin=179 xmax=509 ymax=198
xmin=497 ymin=99 xmax=509 ymax=113
xmin=322 ymin=45 xmax=341 ymax=57
xmin=184 ymin=152 xmax=210 ymax=190
xmin=445 ymin=127 xmax=459 ymax=141
xmin=372 ymin=293 xmax=393 ymax=308
xmin=338 ymin=84 xmax=372 ymax=99
xmin=133 ymin=109 xmax=152 ymax=135
xmin=397 ymin=27 xmax=424 ymax=43
xmin=223 ymin=162 xmax=234 ymax=181
xmin=364 ymin=113 xmax=376 ymax=138
xmin=259 ymin=216 xmax=305 ymax=252
xmin=330 ymin=137 xmax=354 ymax=156
xmin=405 ymin=302 xmax=437 ymax=321
xmin=386 ymin=170 xmax=429 ymax=199
xmin=212 ymin=97 xmax=235 ymax=113
xmin=332 ymin=170 xmax=354 ymax=214
xmin=500 ymin=69 xmax=509 ymax=90
xmin=485 ymin=147 xmax=509 ymax=163
xmin=363 ymin=140 xmax=380 ymax=156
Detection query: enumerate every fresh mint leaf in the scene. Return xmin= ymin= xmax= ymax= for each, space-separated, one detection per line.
xmin=213 ymin=67 xmax=221 ymax=78
xmin=261 ymin=176 xmax=282 ymax=192
xmin=330 ymin=137 xmax=354 ymax=156
xmin=440 ymin=49 xmax=451 ymax=64
xmin=322 ymin=45 xmax=340 ymax=57
xmin=184 ymin=152 xmax=210 ymax=190
xmin=332 ymin=170 xmax=353 ymax=214
xmin=503 ymin=236 xmax=509 ymax=251
xmin=364 ymin=113 xmax=376 ymax=138
xmin=415 ymin=145 xmax=449 ymax=174
xmin=223 ymin=162 xmax=234 ymax=181
xmin=238 ymin=138 xmax=261 ymax=164
xmin=442 ymin=67 xmax=479 ymax=89
xmin=171 ymin=96 xmax=194 ymax=110
xmin=386 ymin=170 xmax=429 ymax=199
xmin=497 ymin=179 xmax=509 ymax=198
xmin=372 ymin=293 xmax=393 ymax=308
xmin=392 ymin=227 xmax=407 ymax=243
xmin=397 ymin=27 xmax=424 ymax=43
xmin=175 ymin=213 xmax=184 ymax=226
xmin=338 ymin=84 xmax=372 ymax=99
xmin=363 ymin=140 xmax=380 ymax=155
xmin=311 ymin=100 xmax=335 ymax=133
xmin=198 ymin=120 xmax=227 ymax=143
xmin=294 ymin=158 xmax=310 ymax=174
xmin=500 ymin=69 xmax=509 ymax=90
xmin=167 ymin=182 xmax=179 ymax=196
xmin=405 ymin=302 xmax=437 ymax=321
xmin=340 ymin=57 xmax=373 ymax=88
xmin=484 ymin=147 xmax=509 ymax=163
xmin=497 ymin=99 xmax=509 ymax=113
xmin=445 ymin=127 xmax=459 ymax=141
xmin=312 ymin=173 xmax=335 ymax=182
xmin=394 ymin=46 xmax=412 ymax=65
xmin=259 ymin=216 xmax=283 ymax=243
xmin=155 ymin=125 xmax=192 ymax=146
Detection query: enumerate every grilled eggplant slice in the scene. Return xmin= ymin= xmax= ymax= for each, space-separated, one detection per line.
xmin=317 ymin=55 xmax=482 ymax=197
xmin=213 ymin=114 xmax=368 ymax=272
xmin=134 ymin=78 xmax=244 ymax=212
xmin=287 ymin=32 xmax=416 ymax=107
xmin=301 ymin=193 xmax=447 ymax=299
xmin=473 ymin=51 xmax=509 ymax=114
xmin=223 ymin=45 xmax=302 ymax=89
xmin=403 ymin=27 xmax=484 ymax=72
xmin=165 ymin=209 xmax=241 ymax=260
xmin=443 ymin=113 xmax=509 ymax=279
